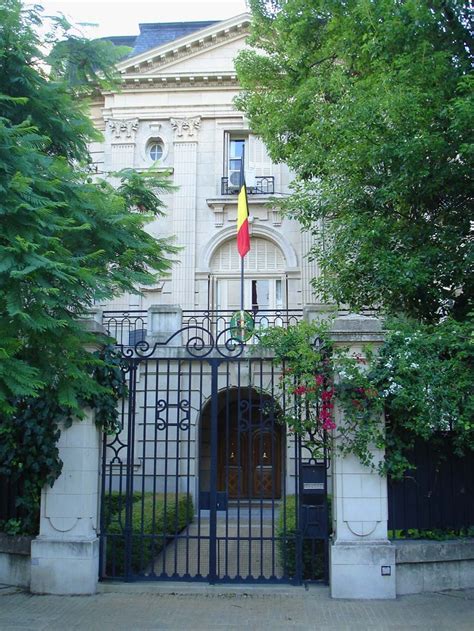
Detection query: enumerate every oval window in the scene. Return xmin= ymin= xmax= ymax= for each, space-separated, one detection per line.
xmin=148 ymin=141 xmax=163 ymax=162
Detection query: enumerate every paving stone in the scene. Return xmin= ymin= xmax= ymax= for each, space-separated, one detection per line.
xmin=0 ymin=585 xmax=473 ymax=630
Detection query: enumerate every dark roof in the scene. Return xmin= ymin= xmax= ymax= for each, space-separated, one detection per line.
xmin=102 ymin=20 xmax=219 ymax=59
xmin=104 ymin=35 xmax=137 ymax=49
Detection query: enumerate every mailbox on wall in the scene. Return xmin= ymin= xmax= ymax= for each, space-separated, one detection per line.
xmin=299 ymin=463 xmax=328 ymax=539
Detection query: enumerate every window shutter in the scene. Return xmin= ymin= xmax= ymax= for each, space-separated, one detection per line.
xmin=210 ymin=238 xmax=284 ymax=273
xmin=247 ymin=135 xmax=273 ymax=178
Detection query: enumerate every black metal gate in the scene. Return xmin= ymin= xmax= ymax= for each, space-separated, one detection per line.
xmin=99 ymin=327 xmax=329 ymax=584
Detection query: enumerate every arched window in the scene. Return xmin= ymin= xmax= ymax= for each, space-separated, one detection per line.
xmin=210 ymin=237 xmax=286 ymax=312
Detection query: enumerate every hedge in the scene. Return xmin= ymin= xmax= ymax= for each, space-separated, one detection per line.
xmin=277 ymin=495 xmax=331 ymax=580
xmin=104 ymin=492 xmax=194 ymax=577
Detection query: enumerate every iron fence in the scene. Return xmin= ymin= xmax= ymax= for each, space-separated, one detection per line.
xmin=388 ymin=437 xmax=474 ymax=537
xmin=99 ymin=324 xmax=330 ymax=584
xmin=102 ymin=310 xmax=147 ymax=346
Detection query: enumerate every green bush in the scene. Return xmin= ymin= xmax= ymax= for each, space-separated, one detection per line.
xmin=389 ymin=526 xmax=474 ymax=541
xmin=104 ymin=492 xmax=193 ymax=576
xmin=277 ymin=495 xmax=331 ymax=581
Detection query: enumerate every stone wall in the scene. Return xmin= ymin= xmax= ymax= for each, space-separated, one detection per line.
xmin=0 ymin=534 xmax=32 ymax=588
xmin=395 ymin=539 xmax=474 ymax=595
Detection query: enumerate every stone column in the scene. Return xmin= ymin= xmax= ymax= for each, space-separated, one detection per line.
xmin=329 ymin=314 xmax=396 ymax=599
xmin=30 ymin=314 xmax=105 ymax=595
xmin=170 ymin=116 xmax=201 ymax=310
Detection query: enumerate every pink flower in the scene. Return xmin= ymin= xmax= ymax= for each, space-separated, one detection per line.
xmin=321 ymin=389 xmax=334 ymax=401
xmin=315 ymin=374 xmax=324 ymax=386
xmin=322 ymin=419 xmax=336 ymax=430
xmin=293 ymin=385 xmax=308 ymax=396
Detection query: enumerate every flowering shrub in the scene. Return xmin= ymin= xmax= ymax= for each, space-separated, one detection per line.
xmin=257 ymin=316 xmax=474 ymax=478
xmin=257 ymin=321 xmax=383 ymax=465
xmin=372 ymin=317 xmax=474 ymax=477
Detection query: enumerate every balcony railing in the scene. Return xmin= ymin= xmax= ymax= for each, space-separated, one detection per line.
xmin=102 ymin=310 xmax=148 ymax=347
xmin=221 ymin=176 xmax=275 ymax=196
xmin=102 ymin=308 xmax=303 ymax=348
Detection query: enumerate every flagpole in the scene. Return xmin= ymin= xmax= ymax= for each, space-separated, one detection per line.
xmin=240 ymin=255 xmax=244 ymax=313
xmin=240 ymin=145 xmax=246 ymax=314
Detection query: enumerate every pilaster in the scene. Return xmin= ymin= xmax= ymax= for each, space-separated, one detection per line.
xmin=170 ymin=116 xmax=201 ymax=309
xmin=104 ymin=117 xmax=139 ymax=171
xmin=300 ymin=228 xmax=319 ymax=304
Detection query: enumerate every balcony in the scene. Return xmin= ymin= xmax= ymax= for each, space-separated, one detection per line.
xmin=221 ymin=176 xmax=275 ymax=196
xmin=102 ymin=308 xmax=303 ymax=348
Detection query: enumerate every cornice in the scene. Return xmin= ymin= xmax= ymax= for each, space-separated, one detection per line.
xmin=118 ymin=13 xmax=251 ymax=75
xmin=117 ymin=73 xmax=240 ymax=92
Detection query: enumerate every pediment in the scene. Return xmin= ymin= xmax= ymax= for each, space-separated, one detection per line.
xmin=118 ymin=13 xmax=251 ymax=78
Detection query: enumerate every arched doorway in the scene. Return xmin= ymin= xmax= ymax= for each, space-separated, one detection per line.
xmin=199 ymin=387 xmax=283 ymax=502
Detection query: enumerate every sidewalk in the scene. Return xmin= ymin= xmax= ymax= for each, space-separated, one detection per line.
xmin=1 ymin=583 xmax=473 ymax=630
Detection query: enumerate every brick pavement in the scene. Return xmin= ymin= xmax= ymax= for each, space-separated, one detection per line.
xmin=0 ymin=583 xmax=473 ymax=630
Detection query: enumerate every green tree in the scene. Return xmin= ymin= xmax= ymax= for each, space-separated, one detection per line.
xmin=236 ymin=1 xmax=473 ymax=473
xmin=0 ymin=0 xmax=177 ymax=529
xmin=236 ymin=0 xmax=473 ymax=322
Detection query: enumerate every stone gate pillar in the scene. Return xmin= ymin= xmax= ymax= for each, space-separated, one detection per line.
xmin=30 ymin=315 xmax=104 ymax=595
xmin=329 ymin=314 xmax=396 ymax=599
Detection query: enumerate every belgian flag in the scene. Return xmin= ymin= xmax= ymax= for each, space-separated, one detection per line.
xmin=236 ymin=159 xmax=250 ymax=257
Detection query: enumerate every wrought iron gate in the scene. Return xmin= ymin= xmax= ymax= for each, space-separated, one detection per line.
xmin=99 ymin=327 xmax=329 ymax=584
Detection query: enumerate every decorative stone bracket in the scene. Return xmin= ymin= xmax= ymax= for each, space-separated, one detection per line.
xmin=106 ymin=118 xmax=140 ymax=142
xmin=206 ymin=198 xmax=282 ymax=228
xmin=170 ymin=116 xmax=201 ymax=141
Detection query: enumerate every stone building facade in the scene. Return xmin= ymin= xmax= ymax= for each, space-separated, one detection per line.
xmin=89 ymin=13 xmax=320 ymax=319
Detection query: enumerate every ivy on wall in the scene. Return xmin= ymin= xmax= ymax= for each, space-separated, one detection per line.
xmin=0 ymin=346 xmax=127 ymax=535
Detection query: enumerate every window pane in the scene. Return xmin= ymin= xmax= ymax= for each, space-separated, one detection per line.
xmin=230 ymin=139 xmax=245 ymax=158
xmin=229 ymin=159 xmax=241 ymax=171
xmin=149 ymin=142 xmax=163 ymax=161
xmin=276 ymin=279 xmax=283 ymax=308
xmin=252 ymin=280 xmax=270 ymax=311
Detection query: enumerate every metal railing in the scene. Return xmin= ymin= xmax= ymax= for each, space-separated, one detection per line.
xmin=102 ymin=310 xmax=148 ymax=347
xmin=102 ymin=308 xmax=303 ymax=347
xmin=388 ymin=437 xmax=474 ymax=538
xmin=221 ymin=176 xmax=275 ymax=196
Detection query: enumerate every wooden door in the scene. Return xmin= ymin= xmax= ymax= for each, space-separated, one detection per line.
xmin=218 ymin=422 xmax=281 ymax=500
xmin=252 ymin=429 xmax=281 ymax=499
xmin=218 ymin=426 xmax=247 ymax=499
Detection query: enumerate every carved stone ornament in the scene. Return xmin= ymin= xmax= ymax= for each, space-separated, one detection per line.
xmin=170 ymin=116 xmax=201 ymax=140
xmin=106 ymin=118 xmax=140 ymax=140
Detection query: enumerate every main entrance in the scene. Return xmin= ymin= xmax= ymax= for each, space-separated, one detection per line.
xmin=206 ymin=394 xmax=283 ymax=500
xmin=99 ymin=326 xmax=329 ymax=584
xmin=218 ymin=419 xmax=282 ymax=500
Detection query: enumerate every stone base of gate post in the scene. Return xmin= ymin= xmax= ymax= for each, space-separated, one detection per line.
xmin=329 ymin=314 xmax=396 ymax=599
xmin=330 ymin=540 xmax=396 ymax=599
